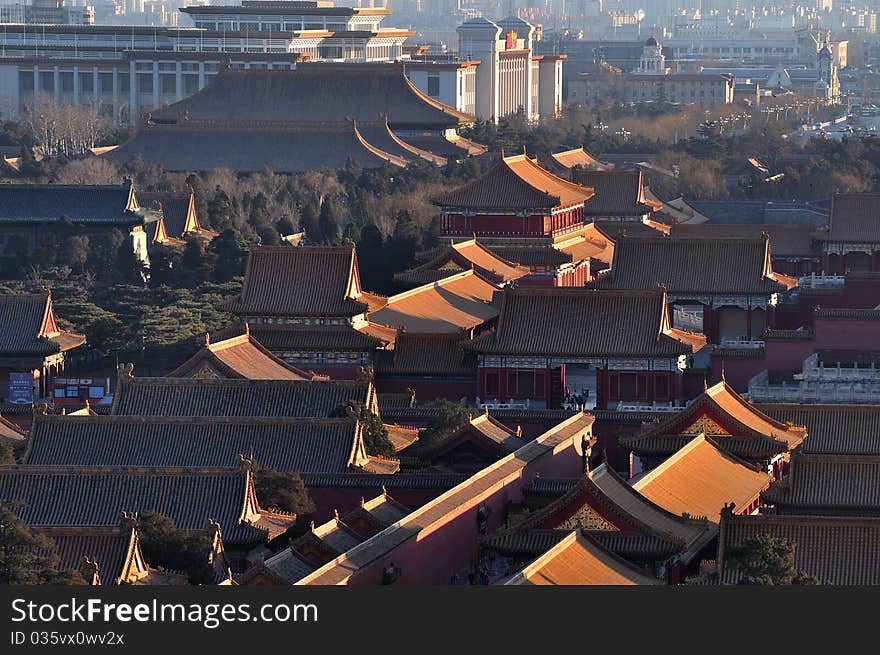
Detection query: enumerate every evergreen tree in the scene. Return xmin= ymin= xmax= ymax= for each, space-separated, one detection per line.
xmin=209 ymin=228 xmax=249 ymax=283
xmin=0 ymin=502 xmax=86 ymax=585
xmin=180 ymin=237 xmax=213 ymax=287
xmin=299 ymin=201 xmax=321 ymax=242
xmin=136 ymin=512 xmax=215 ymax=585
xmin=726 ymin=534 xmax=819 ymax=585
xmin=318 ymin=197 xmax=341 ymax=244
xmin=115 ymin=238 xmax=145 ymax=285
xmin=57 ymin=235 xmax=90 ymax=273
xmin=207 ymin=188 xmax=235 ymax=232
xmin=250 ymin=464 xmax=317 ymax=518
xmin=332 ymin=401 xmax=395 ymax=459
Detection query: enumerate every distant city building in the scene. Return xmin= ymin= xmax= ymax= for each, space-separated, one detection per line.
xmin=569 ymin=37 xmax=735 ymax=108
xmin=447 ymin=14 xmax=565 ymax=123
xmin=0 ymin=0 xmax=94 ymax=25
xmin=0 ymin=0 xmax=417 ymax=120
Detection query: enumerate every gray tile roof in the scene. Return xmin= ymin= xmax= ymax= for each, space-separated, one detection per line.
xmin=591 ymin=236 xmax=791 ymax=295
xmin=111 ymin=375 xmax=373 ymax=418
xmin=218 ymin=245 xmax=370 ymax=318
xmin=25 ymin=415 xmax=364 ymax=474
xmin=147 ymin=64 xmax=473 ymax=128
xmin=0 ymin=466 xmax=269 ymax=544
xmin=758 ymin=404 xmax=880 ymax=456
xmin=0 ymin=183 xmax=145 ymax=225
xmin=0 ymin=292 xmax=85 ymax=356
xmin=469 ymin=288 xmax=697 ymax=358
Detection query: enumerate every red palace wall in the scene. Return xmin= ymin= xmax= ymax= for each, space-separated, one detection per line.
xmin=444 ymin=213 xmax=549 ymax=237
xmin=796 ymin=282 xmax=880 ymax=327
xmin=709 ymin=315 xmax=880 ymax=392
xmin=344 ymin=437 xmax=585 ymax=585
xmin=374 ymin=377 xmax=477 ymax=404
xmin=594 ymin=369 xmax=678 ymax=410
xmin=442 ymin=206 xmax=584 ymax=239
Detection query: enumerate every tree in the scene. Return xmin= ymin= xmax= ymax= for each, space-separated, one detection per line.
xmin=421 ymin=401 xmax=476 ymax=443
xmin=179 ymin=237 xmax=214 ymax=288
xmin=299 ymin=201 xmax=321 ymax=242
xmin=55 ymin=157 xmax=120 ymax=185
xmin=318 ymin=197 xmax=341 ymax=244
xmin=251 ymin=464 xmax=316 ymax=518
xmin=136 ymin=512 xmax=215 ymax=585
xmin=333 ymin=401 xmax=395 ymax=458
xmin=0 ymin=502 xmax=86 ymax=585
xmin=725 ymin=534 xmax=819 ymax=585
xmin=57 ymin=235 xmax=90 ymax=273
xmin=209 ymin=228 xmax=249 ymax=283
xmin=115 ymin=237 xmax=145 ymax=285
xmin=19 ymin=98 xmax=113 ymax=157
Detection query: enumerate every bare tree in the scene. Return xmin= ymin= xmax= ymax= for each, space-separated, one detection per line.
xmin=19 ymin=96 xmax=114 ymax=158
xmin=55 ymin=157 xmax=121 ymax=185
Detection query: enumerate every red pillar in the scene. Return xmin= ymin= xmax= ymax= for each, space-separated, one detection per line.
xmin=746 ymin=306 xmax=753 ymax=340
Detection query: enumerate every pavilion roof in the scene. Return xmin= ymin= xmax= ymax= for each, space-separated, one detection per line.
xmin=467 ymin=287 xmax=701 ymax=358
xmin=504 ymin=529 xmax=662 ymax=585
xmin=624 ymin=380 xmax=807 ymax=459
xmin=718 ymin=511 xmax=880 ymax=585
xmin=31 ymin=524 xmax=142 ymax=585
xmin=24 ymin=414 xmax=368 ymax=474
xmin=586 ymin=463 xmax=716 ymax=565
xmin=483 ymin=529 xmax=683 ymax=562
xmin=407 ymin=412 xmax=527 ymax=461
xmin=593 ymin=218 xmax=669 ymax=240
xmin=373 ymin=331 xmax=477 ymax=376
xmin=168 ymin=331 xmax=319 ymax=380
xmin=367 ymin=269 xmax=500 ymax=334
xmin=762 ymin=452 xmax=880 ymax=513
xmin=0 ymin=465 xmax=291 ymax=545
xmin=136 ymin=190 xmax=204 ymax=240
xmin=258 ymin=491 xmax=412 ymax=584
xmin=394 ymin=239 xmax=530 ymax=286
xmin=110 ymin=373 xmax=374 ymax=419
xmin=573 ymin=170 xmax=660 ymax=216
xmin=590 ymin=235 xmax=797 ymax=295
xmin=218 ymin=245 xmax=383 ymax=318
xmin=109 ymin=121 xmax=419 ymax=174
xmin=247 ymin=325 xmax=387 ymax=351
xmin=433 ymin=154 xmax=595 ymax=211
xmin=669 ymin=222 xmax=820 ymax=259
xmin=632 ymin=435 xmax=771 ymax=522
xmin=548 ymin=147 xmax=613 ymax=174
xmin=825 ymin=193 xmax=880 ymax=243
xmin=0 ymin=291 xmax=85 ymax=356
xmin=147 ymin=63 xmax=473 ymax=129
xmin=757 ymin=404 xmax=880 ymax=456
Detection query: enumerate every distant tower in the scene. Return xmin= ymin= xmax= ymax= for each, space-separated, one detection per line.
xmin=817 ymin=39 xmax=838 ymax=103
xmin=458 ymin=17 xmax=503 ymax=122
xmin=498 ymin=14 xmax=537 ymax=120
xmin=637 ymin=36 xmax=667 ymax=75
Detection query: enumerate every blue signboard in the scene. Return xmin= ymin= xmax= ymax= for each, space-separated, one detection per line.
xmin=9 ymin=372 xmax=34 ymax=404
